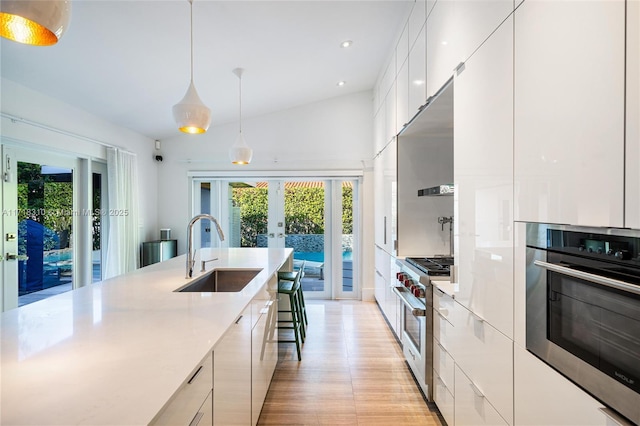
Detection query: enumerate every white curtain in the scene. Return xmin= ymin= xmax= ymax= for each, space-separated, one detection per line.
xmin=104 ymin=147 xmax=140 ymax=279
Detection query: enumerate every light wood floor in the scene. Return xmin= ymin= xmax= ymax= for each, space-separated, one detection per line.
xmin=258 ymin=300 xmax=445 ymax=425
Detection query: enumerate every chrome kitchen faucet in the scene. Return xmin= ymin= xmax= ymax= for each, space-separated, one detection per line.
xmin=186 ymin=214 xmax=225 ymax=278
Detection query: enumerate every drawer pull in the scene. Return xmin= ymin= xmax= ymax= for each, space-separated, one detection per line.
xmin=436 ymin=374 xmax=450 ymax=392
xmin=235 ymin=315 xmax=244 ymax=324
xmin=438 ymin=308 xmax=449 ymax=318
xmin=470 ymin=311 xmax=485 ymax=323
xmin=434 ymin=287 xmax=445 ymax=297
xmin=436 ymin=341 xmax=447 ymax=353
xmin=187 ymin=365 xmax=204 ymax=384
xmin=469 ymin=382 xmax=485 ymax=398
xmin=189 ymin=411 xmax=205 ymax=426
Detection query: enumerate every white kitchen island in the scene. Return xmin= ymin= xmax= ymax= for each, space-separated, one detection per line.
xmin=0 ymin=247 xmax=292 ymax=425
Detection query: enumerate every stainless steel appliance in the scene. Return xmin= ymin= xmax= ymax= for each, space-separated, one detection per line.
xmin=526 ymin=223 xmax=640 ymax=425
xmin=394 ymin=256 xmax=453 ymax=400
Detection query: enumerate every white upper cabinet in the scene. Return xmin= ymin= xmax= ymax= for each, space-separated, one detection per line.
xmin=374 ymin=138 xmax=398 ymax=255
xmin=453 ymin=16 xmax=514 ymax=338
xmin=396 ymin=60 xmax=410 ymax=134
xmin=408 ymin=0 xmax=427 ymax=49
xmin=396 ymin=23 xmax=409 ymax=72
xmin=627 ymin=0 xmax=640 ymax=229
xmin=426 ymin=0 xmax=457 ymax=98
xmin=426 ymin=0 xmax=513 ymax=99
xmin=514 ymin=0 xmax=625 ymax=228
xmin=408 ymin=25 xmax=427 ymax=120
xmin=385 ymin=82 xmax=397 ymax=143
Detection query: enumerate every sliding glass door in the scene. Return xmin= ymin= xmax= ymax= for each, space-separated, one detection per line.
xmin=192 ymin=176 xmax=360 ymax=300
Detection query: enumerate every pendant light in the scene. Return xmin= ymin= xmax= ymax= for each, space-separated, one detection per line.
xmin=173 ymin=0 xmax=211 ymax=134
xmin=229 ymin=67 xmax=253 ymax=165
xmin=0 ymin=0 xmax=71 ymax=46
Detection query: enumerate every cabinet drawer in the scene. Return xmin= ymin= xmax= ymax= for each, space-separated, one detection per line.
xmin=434 ymin=369 xmax=454 ymax=426
xmin=451 ymin=303 xmax=513 ymax=424
xmin=433 ymin=339 xmax=454 ymax=391
xmin=433 ymin=286 xmax=454 ymax=322
xmin=433 ymin=306 xmax=454 ymax=352
xmin=152 ymin=352 xmax=213 ymax=425
xmin=455 ymin=365 xmax=508 ymax=426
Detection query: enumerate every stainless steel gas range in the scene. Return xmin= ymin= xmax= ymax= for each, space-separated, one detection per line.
xmin=394 ymin=256 xmax=453 ymax=400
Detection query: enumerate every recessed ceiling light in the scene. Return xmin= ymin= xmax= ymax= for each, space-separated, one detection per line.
xmin=441 ymin=41 xmax=448 ymax=46
xmin=413 ymin=80 xmax=425 ymax=86
xmin=337 ymin=81 xmax=346 ymax=87
xmin=340 ymin=40 xmax=353 ymax=48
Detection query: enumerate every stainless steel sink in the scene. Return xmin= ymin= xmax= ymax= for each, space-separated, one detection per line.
xmin=175 ymin=268 xmax=262 ymax=292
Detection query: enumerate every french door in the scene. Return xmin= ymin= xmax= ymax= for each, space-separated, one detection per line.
xmin=1 ymin=145 xmax=106 ymax=311
xmin=192 ymin=177 xmax=360 ymax=300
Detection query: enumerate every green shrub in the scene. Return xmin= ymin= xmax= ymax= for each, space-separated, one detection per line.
xmin=232 ymin=184 xmax=353 ymax=247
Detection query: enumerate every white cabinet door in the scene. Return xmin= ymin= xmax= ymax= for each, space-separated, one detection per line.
xmin=514 ymin=0 xmax=625 ymax=227
xmin=385 ymin=82 xmax=397 ymax=143
xmin=396 ymin=59 xmax=410 ymax=134
xmin=626 ymin=0 xmax=640 ymax=229
xmin=408 ymin=25 xmax=427 ymax=123
xmin=152 ymin=353 xmax=214 ymax=426
xmin=426 ymin=0 xmax=457 ymax=98
xmin=374 ymin=268 xmax=387 ymax=310
xmin=214 ymin=308 xmax=251 ymax=425
xmin=454 ymin=0 xmax=513 ymax=65
xmin=426 ymin=0 xmax=512 ymax=99
xmin=451 ymin=302 xmax=514 ymax=425
xmin=433 ymin=370 xmax=455 ymax=426
xmin=408 ymin=0 xmax=426 ymax=50
xmin=374 ymin=138 xmax=397 ymax=255
xmin=514 ymin=345 xmax=612 ymax=426
xmin=251 ymin=279 xmax=278 ymax=425
xmin=453 ymin=15 xmax=514 ymax=338
xmin=455 ymin=365 xmax=509 ymax=426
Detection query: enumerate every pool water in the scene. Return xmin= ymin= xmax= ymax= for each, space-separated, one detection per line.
xmin=293 ymin=251 xmax=353 ymax=262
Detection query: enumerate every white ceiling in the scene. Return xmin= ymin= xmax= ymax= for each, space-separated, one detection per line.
xmin=1 ymin=0 xmax=412 ymax=140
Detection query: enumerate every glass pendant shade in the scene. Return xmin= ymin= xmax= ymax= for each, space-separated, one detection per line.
xmin=173 ymin=81 xmax=211 ymax=134
xmin=229 ymin=132 xmax=253 ymax=165
xmin=0 ymin=0 xmax=71 ymax=46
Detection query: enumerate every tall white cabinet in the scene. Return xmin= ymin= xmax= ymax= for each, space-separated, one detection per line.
xmin=627 ymin=0 xmax=640 ymax=229
xmin=514 ymin=0 xmax=626 ymax=228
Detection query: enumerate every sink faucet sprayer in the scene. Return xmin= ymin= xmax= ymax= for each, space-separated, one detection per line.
xmin=186 ymin=214 xmax=225 ymax=278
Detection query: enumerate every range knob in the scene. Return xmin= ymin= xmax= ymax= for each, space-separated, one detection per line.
xmin=607 ymin=249 xmax=613 ymax=255
xmin=413 ymin=287 xmax=424 ymax=298
xmin=597 ymin=248 xmax=603 ymax=254
xmin=615 ymin=251 xmax=627 ymax=260
xmin=404 ymin=278 xmax=412 ymax=288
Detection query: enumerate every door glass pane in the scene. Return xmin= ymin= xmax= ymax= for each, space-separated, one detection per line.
xmin=92 ymin=172 xmax=102 ymax=282
xmin=18 ymin=162 xmax=73 ymax=306
xmin=342 ymin=181 xmax=354 ymax=293
xmin=230 ymin=182 xmax=268 ymax=247
xmin=284 ymin=181 xmax=326 ymax=294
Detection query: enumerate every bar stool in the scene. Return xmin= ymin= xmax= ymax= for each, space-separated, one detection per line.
xmin=277 ymin=269 xmax=304 ymax=361
xmin=278 ymin=260 xmax=308 ymax=330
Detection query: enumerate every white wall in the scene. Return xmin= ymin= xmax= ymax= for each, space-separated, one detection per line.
xmin=157 ymin=90 xmax=374 ymax=246
xmin=0 ymin=78 xmax=159 ymax=243
xmin=157 ymin=90 xmax=375 ymax=296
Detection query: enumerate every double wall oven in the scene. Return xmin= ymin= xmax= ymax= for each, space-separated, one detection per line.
xmin=526 ymin=223 xmax=640 ymax=425
xmin=394 ymin=256 xmax=453 ymax=400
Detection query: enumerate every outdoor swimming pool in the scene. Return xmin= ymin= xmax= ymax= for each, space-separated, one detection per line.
xmin=293 ymin=251 xmax=353 ymax=262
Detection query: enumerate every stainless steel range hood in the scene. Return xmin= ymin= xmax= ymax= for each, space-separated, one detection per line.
xmin=417 ymin=184 xmax=454 ymax=197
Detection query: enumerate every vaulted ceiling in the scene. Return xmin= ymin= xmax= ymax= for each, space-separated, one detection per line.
xmin=1 ymin=1 xmax=412 ymax=140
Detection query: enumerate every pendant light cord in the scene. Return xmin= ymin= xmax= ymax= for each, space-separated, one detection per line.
xmin=238 ymin=72 xmax=243 ymax=134
xmin=189 ymin=0 xmax=194 ymax=82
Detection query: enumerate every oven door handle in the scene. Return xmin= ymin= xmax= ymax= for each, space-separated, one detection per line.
xmin=533 ymin=260 xmax=640 ymax=296
xmin=392 ymin=286 xmax=426 ymax=317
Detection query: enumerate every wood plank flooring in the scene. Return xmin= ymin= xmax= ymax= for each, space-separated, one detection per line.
xmin=258 ymin=300 xmax=445 ymax=425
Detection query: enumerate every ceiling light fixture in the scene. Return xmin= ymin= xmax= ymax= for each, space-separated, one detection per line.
xmin=0 ymin=0 xmax=71 ymax=46
xmin=337 ymin=81 xmax=346 ymax=87
xmin=340 ymin=40 xmax=353 ymax=48
xmin=229 ymin=67 xmax=252 ymax=165
xmin=173 ymin=0 xmax=211 ymax=134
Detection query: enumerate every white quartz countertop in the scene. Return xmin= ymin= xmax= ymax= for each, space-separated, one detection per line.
xmin=0 ymin=247 xmax=292 ymax=425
